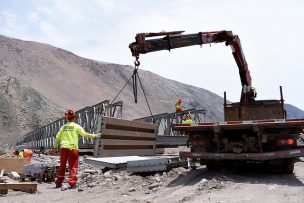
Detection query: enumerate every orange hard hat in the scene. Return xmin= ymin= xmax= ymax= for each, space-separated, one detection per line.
xmin=176 ymin=98 xmax=182 ymax=103
xmin=12 ymin=150 xmax=19 ymax=155
xmin=64 ymin=109 xmax=76 ymax=119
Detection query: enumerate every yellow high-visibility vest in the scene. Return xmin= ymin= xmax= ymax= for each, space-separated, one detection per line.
xmin=182 ymin=119 xmax=193 ymax=124
xmin=54 ymin=122 xmax=96 ymax=150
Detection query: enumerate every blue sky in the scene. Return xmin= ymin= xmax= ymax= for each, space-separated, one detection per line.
xmin=1 ymin=0 xmax=304 ymax=111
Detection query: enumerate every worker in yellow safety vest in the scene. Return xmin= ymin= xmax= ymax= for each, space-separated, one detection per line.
xmin=13 ymin=149 xmax=33 ymax=158
xmin=54 ymin=109 xmax=101 ymax=189
xmin=182 ymin=115 xmax=193 ymax=124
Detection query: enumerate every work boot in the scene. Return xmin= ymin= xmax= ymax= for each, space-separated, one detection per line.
xmin=61 ymin=185 xmax=68 ymax=191
xmin=69 ymin=185 xmax=77 ymax=189
xmin=55 ymin=184 xmax=62 ymax=188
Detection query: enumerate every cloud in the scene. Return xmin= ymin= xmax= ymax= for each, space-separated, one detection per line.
xmin=0 ymin=10 xmax=17 ymax=32
xmin=27 ymin=12 xmax=39 ymax=23
xmin=92 ymin=0 xmax=116 ymax=12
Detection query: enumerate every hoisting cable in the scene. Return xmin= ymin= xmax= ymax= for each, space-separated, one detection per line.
xmin=109 ymin=72 xmax=134 ymax=105
xmin=132 ymin=56 xmax=154 ymax=121
xmin=108 ymin=56 xmax=154 ymax=122
xmin=135 ymin=67 xmax=154 ymax=120
xmin=109 ymin=56 xmax=141 ymax=105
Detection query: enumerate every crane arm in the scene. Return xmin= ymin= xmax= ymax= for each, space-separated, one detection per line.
xmin=129 ymin=30 xmax=256 ymax=103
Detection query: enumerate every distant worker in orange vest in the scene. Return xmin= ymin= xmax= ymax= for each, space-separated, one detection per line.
xmin=175 ymin=98 xmax=184 ymax=112
xmin=54 ymin=109 xmax=101 ymax=189
xmin=13 ymin=149 xmax=33 ymax=158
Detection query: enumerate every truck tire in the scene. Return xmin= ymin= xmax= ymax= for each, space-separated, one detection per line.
xmin=205 ymin=161 xmax=217 ymax=170
xmin=281 ymin=158 xmax=295 ymax=174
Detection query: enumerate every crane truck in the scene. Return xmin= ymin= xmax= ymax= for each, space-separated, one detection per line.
xmin=129 ymin=30 xmax=304 ymax=173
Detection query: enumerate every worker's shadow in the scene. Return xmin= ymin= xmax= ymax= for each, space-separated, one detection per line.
xmin=167 ymin=164 xmax=304 ymax=187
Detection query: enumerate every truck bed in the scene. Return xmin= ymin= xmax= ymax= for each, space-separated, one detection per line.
xmin=173 ymin=118 xmax=304 ymax=132
xmin=173 ymin=118 xmax=304 ymax=161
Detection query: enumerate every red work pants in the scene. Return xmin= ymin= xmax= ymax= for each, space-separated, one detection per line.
xmin=55 ymin=148 xmax=78 ymax=187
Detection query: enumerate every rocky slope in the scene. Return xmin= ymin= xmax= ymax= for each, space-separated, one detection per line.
xmin=0 ymin=73 xmax=64 ymax=144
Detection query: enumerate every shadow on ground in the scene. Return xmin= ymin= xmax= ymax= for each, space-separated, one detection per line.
xmin=167 ymin=163 xmax=304 ymax=187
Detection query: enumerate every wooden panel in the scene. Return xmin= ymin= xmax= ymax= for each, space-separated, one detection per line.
xmin=93 ymin=117 xmax=157 ymax=157
xmin=104 ymin=117 xmax=157 ymax=132
xmin=100 ymin=149 xmax=155 ymax=157
xmin=101 ymin=129 xmax=156 ymax=140
xmin=0 ymin=158 xmax=31 ymax=174
xmin=0 ymin=183 xmax=37 ymax=194
xmin=101 ymin=139 xmax=155 ymax=146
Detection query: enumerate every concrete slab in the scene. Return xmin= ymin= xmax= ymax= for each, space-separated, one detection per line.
xmin=84 ymin=156 xmax=151 ymax=169
xmin=127 ymin=157 xmax=170 ymax=172
xmin=85 ymin=155 xmax=188 ymax=172
xmin=127 ymin=156 xmax=188 ymax=173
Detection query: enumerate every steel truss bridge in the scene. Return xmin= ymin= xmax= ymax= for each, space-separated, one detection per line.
xmin=16 ymin=101 xmax=206 ymax=150
xmin=16 ymin=100 xmax=123 ymax=150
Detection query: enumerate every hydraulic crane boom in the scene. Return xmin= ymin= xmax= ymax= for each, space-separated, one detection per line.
xmin=129 ymin=30 xmax=256 ymax=103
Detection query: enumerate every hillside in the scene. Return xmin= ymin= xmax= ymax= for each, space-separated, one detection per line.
xmin=285 ymin=104 xmax=304 ymax=118
xmin=0 ymin=34 xmax=223 ymax=145
xmin=0 ymin=74 xmax=63 ymax=144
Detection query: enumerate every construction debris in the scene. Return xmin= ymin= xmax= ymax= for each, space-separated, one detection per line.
xmin=22 ymin=163 xmax=56 ymax=182
xmin=7 ymin=171 xmax=20 ymax=180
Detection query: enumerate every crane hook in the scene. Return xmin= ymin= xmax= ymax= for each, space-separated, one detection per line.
xmin=134 ymin=56 xmax=140 ymax=67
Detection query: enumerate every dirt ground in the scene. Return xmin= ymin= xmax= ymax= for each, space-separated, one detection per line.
xmin=1 ymin=155 xmax=304 ymax=203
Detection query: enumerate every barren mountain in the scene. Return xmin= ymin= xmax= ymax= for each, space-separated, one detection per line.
xmin=285 ymin=104 xmax=304 ymax=118
xmin=0 ymin=34 xmax=224 ymax=145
